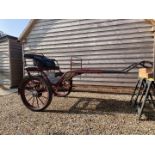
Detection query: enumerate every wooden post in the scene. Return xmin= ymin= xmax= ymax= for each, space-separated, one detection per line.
xmin=153 ymin=27 xmax=155 ymax=80
xmin=22 ymin=40 xmax=26 ymax=77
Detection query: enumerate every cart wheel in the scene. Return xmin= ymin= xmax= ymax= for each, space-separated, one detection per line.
xmin=55 ymin=80 xmax=72 ymax=97
xmin=19 ymin=76 xmax=52 ymax=111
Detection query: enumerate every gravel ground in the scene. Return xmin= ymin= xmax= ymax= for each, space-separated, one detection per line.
xmin=0 ymin=92 xmax=155 ymax=135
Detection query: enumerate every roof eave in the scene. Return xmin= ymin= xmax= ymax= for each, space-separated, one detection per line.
xmin=18 ymin=19 xmax=38 ymax=42
xmin=0 ymin=35 xmax=17 ymax=43
xmin=145 ymin=19 xmax=155 ymax=26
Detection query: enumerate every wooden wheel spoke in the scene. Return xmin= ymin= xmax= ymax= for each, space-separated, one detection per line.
xmin=40 ymin=95 xmax=48 ymax=100
xmin=38 ymin=97 xmax=45 ymax=105
xmin=26 ymin=82 xmax=31 ymax=87
xmin=26 ymin=83 xmax=34 ymax=90
xmin=25 ymin=91 xmax=32 ymax=96
xmin=27 ymin=96 xmax=33 ymax=102
xmin=36 ymin=97 xmax=39 ymax=107
xmin=25 ymin=83 xmax=34 ymax=92
xmin=25 ymin=88 xmax=33 ymax=93
xmin=32 ymin=97 xmax=35 ymax=106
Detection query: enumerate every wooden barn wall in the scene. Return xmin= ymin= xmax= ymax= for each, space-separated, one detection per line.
xmin=23 ymin=19 xmax=154 ymax=87
xmin=9 ymin=39 xmax=23 ymax=87
xmin=0 ymin=39 xmax=11 ymax=86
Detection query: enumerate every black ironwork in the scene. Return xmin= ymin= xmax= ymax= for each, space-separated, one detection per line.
xmin=131 ymin=78 xmax=155 ymax=119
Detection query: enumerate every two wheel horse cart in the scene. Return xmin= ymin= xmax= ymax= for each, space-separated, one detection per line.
xmin=18 ymin=53 xmax=154 ymax=119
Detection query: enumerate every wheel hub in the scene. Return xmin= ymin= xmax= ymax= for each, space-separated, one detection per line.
xmin=32 ymin=90 xmax=38 ymax=97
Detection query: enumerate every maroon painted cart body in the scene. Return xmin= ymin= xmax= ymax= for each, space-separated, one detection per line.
xmin=18 ymin=54 xmax=152 ymax=111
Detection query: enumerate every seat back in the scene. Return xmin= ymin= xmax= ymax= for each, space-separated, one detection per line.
xmin=24 ymin=54 xmax=57 ymax=69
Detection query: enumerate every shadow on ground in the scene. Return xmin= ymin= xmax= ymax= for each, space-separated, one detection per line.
xmin=43 ymin=96 xmax=135 ymax=115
